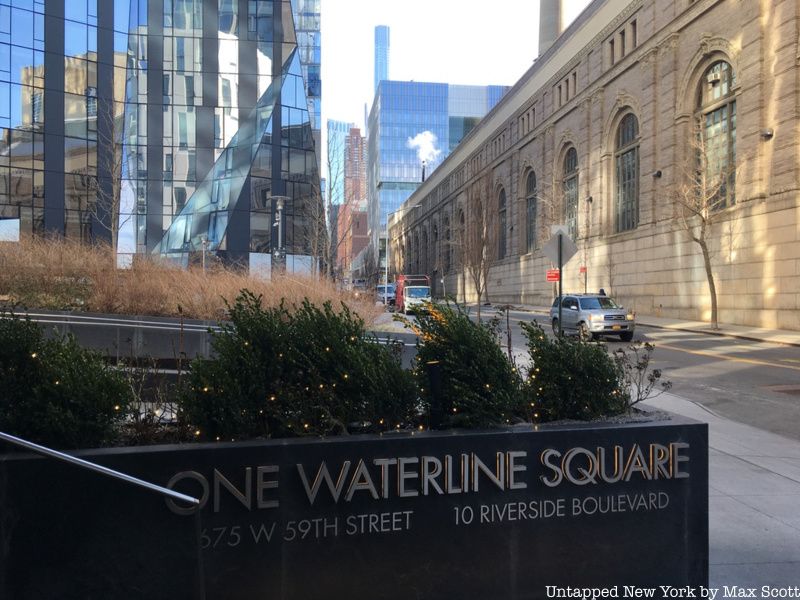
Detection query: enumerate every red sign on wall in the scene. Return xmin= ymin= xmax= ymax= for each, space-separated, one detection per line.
xmin=546 ymin=269 xmax=560 ymax=282
xmin=579 ymin=266 xmax=587 ymax=274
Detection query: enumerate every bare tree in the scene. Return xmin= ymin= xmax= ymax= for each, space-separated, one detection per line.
xmin=461 ymin=173 xmax=495 ymax=321
xmin=305 ymin=177 xmax=328 ymax=277
xmin=305 ymin=129 xmax=366 ymax=280
xmin=672 ymin=124 xmax=739 ymax=330
xmin=88 ymin=101 xmax=128 ymax=256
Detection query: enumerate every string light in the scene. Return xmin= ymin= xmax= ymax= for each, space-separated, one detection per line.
xmin=30 ymin=352 xmax=37 ymax=358
xmin=194 ymin=430 xmax=200 ymax=437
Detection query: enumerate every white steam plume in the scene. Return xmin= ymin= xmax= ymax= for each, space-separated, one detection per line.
xmin=406 ymin=131 xmax=442 ymax=164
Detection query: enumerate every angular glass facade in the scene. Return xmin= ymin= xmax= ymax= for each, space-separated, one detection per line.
xmin=291 ymin=0 xmax=319 ymax=168
xmin=0 ymin=0 xmax=320 ymax=272
xmin=367 ymin=80 xmax=508 ymax=250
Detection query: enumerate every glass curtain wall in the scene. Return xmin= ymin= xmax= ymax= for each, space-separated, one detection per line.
xmin=0 ymin=0 xmax=320 ymax=270
xmin=0 ymin=0 xmax=46 ymax=241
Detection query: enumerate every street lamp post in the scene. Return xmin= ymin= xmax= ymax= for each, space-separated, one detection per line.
xmin=271 ymin=195 xmax=289 ymax=272
xmin=200 ymin=235 xmax=209 ymax=273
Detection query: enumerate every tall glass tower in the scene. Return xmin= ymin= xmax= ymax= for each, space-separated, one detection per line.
xmin=367 ymin=80 xmax=508 ymax=253
xmin=0 ymin=0 xmax=321 ymax=273
xmin=291 ymin=0 xmax=320 ymax=169
xmin=374 ymin=25 xmax=389 ymax=94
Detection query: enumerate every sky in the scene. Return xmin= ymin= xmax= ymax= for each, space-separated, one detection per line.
xmin=320 ymin=0 xmax=592 ymax=137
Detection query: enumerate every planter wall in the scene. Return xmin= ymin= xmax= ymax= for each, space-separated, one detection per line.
xmin=0 ymin=416 xmax=708 ymax=599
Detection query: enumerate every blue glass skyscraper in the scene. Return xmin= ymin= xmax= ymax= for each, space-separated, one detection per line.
xmin=366 ymin=80 xmax=508 ymax=258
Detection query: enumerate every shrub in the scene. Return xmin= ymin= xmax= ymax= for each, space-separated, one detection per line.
xmin=612 ymin=341 xmax=672 ymax=407
xmin=521 ymin=321 xmax=628 ymax=421
xmin=407 ymin=302 xmax=523 ymax=428
xmin=180 ymin=291 xmax=416 ymax=441
xmin=0 ymin=313 xmax=132 ymax=449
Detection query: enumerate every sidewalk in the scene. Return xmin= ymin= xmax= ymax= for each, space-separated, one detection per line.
xmin=645 ymin=393 xmax=800 ymax=588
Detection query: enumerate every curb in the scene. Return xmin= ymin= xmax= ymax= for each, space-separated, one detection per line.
xmin=635 ymin=321 xmax=800 ymax=349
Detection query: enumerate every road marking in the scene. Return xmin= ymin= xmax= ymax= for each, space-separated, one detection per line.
xmin=658 ymin=344 xmax=800 ymax=372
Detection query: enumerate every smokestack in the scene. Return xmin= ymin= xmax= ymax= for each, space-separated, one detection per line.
xmin=538 ymin=0 xmax=564 ymax=56
xmin=421 ymin=161 xmax=426 ymax=182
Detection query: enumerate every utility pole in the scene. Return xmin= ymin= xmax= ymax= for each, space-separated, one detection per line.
xmin=557 ymin=232 xmax=563 ymax=338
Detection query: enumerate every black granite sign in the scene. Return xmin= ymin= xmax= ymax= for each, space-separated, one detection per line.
xmin=0 ymin=417 xmax=708 ymax=599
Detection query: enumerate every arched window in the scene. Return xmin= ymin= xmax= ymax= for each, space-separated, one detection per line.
xmin=525 ymin=171 xmax=537 ymax=252
xmin=497 ymin=188 xmax=507 ymax=259
xmin=615 ymin=113 xmax=639 ymax=232
xmin=432 ymin=223 xmax=439 ymax=272
xmin=563 ymin=147 xmax=578 ymax=239
xmin=443 ymin=215 xmax=451 ymax=273
xmin=412 ymin=232 xmax=419 ymax=272
xmin=458 ymin=209 xmax=465 ymax=267
xmin=420 ymin=230 xmax=428 ymax=273
xmin=697 ymin=60 xmax=736 ymax=206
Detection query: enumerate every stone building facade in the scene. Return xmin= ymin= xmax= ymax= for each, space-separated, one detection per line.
xmin=390 ymin=0 xmax=800 ymax=330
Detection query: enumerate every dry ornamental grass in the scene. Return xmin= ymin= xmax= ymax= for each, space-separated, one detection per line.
xmin=0 ymin=237 xmax=380 ymax=324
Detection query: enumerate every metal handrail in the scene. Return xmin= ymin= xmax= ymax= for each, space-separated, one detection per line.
xmin=0 ymin=431 xmax=200 ymax=508
xmin=20 ymin=312 xmax=221 ymax=333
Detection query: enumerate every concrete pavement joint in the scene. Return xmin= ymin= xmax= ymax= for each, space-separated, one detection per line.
xmin=639 ymin=322 xmax=800 ymax=349
xmin=724 ymin=494 xmax=800 ymax=534
xmin=656 ymin=344 xmax=800 ymax=372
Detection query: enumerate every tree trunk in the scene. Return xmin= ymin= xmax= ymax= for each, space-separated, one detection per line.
xmin=699 ymin=240 xmax=719 ymax=329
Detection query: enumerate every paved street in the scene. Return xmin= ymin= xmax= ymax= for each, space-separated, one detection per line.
xmin=495 ymin=308 xmax=800 ymax=442
xmin=375 ymin=306 xmax=800 ymax=440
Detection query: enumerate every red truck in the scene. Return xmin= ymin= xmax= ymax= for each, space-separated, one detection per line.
xmin=394 ymin=274 xmax=432 ymax=314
